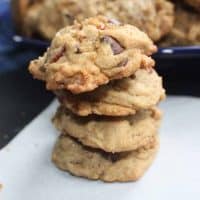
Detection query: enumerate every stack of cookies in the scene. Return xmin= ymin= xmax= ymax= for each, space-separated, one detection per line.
xmin=29 ymin=16 xmax=165 ymax=182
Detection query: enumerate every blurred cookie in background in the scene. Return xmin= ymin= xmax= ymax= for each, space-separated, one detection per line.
xmin=11 ymin=0 xmax=43 ymax=35
xmin=159 ymin=2 xmax=200 ymax=46
xmin=104 ymin=0 xmax=174 ymax=42
xmin=12 ymin=0 xmax=174 ymax=42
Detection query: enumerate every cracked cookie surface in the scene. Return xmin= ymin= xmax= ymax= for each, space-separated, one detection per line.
xmin=55 ymin=68 xmax=165 ymax=116
xmin=53 ymin=106 xmax=161 ymax=152
xmin=52 ymin=135 xmax=159 ymax=182
xmin=29 ymin=16 xmax=156 ymax=94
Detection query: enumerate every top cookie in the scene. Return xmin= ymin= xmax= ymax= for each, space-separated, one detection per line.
xmin=29 ymin=16 xmax=156 ymax=94
xmin=23 ymin=0 xmax=174 ymax=42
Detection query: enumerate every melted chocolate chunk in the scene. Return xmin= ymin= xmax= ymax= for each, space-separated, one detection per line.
xmin=109 ymin=154 xmax=119 ymax=163
xmin=102 ymin=36 xmax=124 ymax=55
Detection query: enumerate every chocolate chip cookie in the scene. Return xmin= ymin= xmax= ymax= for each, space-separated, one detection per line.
xmin=29 ymin=16 xmax=156 ymax=94
xmin=21 ymin=0 xmax=174 ymax=42
xmin=159 ymin=3 xmax=200 ymax=46
xmin=52 ymin=135 xmax=159 ymax=182
xmin=55 ymin=69 xmax=165 ymax=116
xmin=53 ymin=106 xmax=161 ymax=152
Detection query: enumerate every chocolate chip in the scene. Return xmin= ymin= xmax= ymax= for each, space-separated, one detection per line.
xmin=28 ymin=0 xmax=35 ymax=5
xmin=75 ymin=45 xmax=81 ymax=54
xmin=130 ymin=74 xmax=136 ymax=79
xmin=39 ymin=66 xmax=46 ymax=73
xmin=117 ymin=58 xmax=128 ymax=67
xmin=109 ymin=154 xmax=119 ymax=163
xmin=102 ymin=36 xmax=124 ymax=55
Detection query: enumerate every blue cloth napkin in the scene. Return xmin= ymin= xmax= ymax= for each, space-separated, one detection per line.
xmin=0 ymin=0 xmax=41 ymax=73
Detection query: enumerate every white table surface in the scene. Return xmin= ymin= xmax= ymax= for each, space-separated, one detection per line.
xmin=0 ymin=96 xmax=200 ymax=200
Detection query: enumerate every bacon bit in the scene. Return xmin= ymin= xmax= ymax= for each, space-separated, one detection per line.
xmin=50 ymin=46 xmax=66 ymax=63
xmin=78 ymin=34 xmax=87 ymax=42
xmin=146 ymin=67 xmax=153 ymax=73
xmin=98 ymin=24 xmax=106 ymax=30
xmin=73 ymin=73 xmax=85 ymax=85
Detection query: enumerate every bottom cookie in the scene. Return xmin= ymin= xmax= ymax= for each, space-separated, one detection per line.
xmin=52 ymin=135 xmax=159 ymax=182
